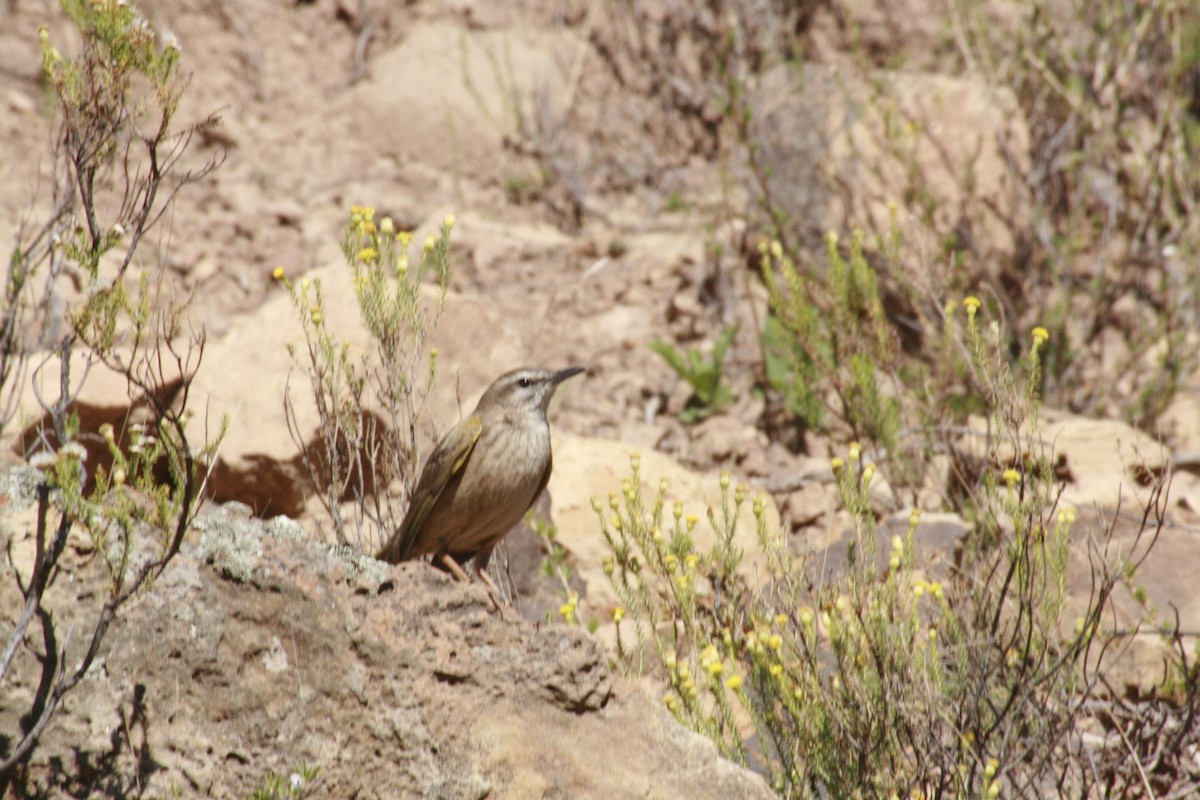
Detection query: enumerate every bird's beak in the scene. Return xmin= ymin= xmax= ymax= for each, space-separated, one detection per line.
xmin=552 ymin=366 xmax=586 ymax=384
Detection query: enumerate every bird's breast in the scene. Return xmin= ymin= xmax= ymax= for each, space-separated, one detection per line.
xmin=434 ymin=417 xmax=551 ymax=553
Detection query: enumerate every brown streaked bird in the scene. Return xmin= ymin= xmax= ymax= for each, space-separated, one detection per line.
xmin=376 ymin=366 xmax=585 ymax=593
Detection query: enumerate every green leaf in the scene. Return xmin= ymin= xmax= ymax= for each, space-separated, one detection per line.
xmin=649 ymin=340 xmax=690 ymax=378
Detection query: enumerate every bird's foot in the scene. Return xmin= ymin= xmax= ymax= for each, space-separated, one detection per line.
xmin=437 ymin=554 xmax=506 ymax=614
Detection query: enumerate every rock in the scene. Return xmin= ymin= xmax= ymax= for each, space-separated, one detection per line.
xmin=781 ymin=481 xmax=839 ymax=529
xmin=959 ymin=414 xmax=1167 ymax=511
xmin=749 ymin=63 xmax=1029 ymax=266
xmin=0 ymin=501 xmax=774 ymax=799
xmin=1040 ymin=417 xmax=1166 ymax=509
xmin=335 ymin=20 xmax=583 ymax=189
xmin=1062 ymin=507 xmax=1200 ymax=695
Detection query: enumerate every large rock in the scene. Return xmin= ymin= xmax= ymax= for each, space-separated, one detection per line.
xmin=335 ymin=19 xmax=582 ymax=189
xmin=0 ymin=502 xmax=774 ymax=799
xmin=749 ymin=63 xmax=1029 ymax=265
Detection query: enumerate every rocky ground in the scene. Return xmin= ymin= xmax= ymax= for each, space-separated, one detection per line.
xmin=1 ymin=0 xmax=1199 ymax=796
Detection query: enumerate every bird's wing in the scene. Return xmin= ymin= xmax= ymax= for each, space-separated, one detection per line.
xmin=379 ymin=415 xmax=483 ymax=562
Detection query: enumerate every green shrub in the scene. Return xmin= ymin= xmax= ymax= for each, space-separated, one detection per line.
xmin=280 ymin=209 xmax=454 ymax=552
xmin=599 ymin=299 xmax=1165 ymax=798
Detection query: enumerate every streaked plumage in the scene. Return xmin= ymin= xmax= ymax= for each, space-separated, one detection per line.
xmin=376 ymin=366 xmax=584 ymax=581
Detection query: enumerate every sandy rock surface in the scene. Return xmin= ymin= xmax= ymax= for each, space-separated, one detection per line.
xmin=0 ymin=502 xmax=773 ymax=799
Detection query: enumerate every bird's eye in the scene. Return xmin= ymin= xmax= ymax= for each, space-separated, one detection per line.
xmin=517 ymin=377 xmax=531 ymax=388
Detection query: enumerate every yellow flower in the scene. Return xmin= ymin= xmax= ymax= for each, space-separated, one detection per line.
xmin=799 ymin=607 xmax=814 ymax=626
xmin=862 ymin=464 xmax=875 ymax=485
xmin=706 ymin=661 xmax=724 ymax=676
xmin=272 ymin=266 xmax=285 ymax=280
xmin=909 ymin=508 xmax=921 ymax=529
xmin=848 ymin=442 xmax=861 ymax=462
xmin=768 ymin=634 xmax=783 ymax=651
xmin=663 ymin=692 xmax=678 ymax=710
xmin=443 ymin=213 xmax=456 ymax=229
xmin=396 ymin=231 xmax=413 ymax=247
xmin=963 ymin=295 xmax=981 ymax=314
xmin=769 ymin=240 xmax=783 ymax=259
xmin=1002 ymin=468 xmax=1020 ymax=488
xmin=774 ymin=613 xmax=788 ymax=627
xmin=831 ymin=457 xmax=844 ymax=473
xmin=1031 ymin=326 xmax=1049 ymax=345
xmin=357 ymin=247 xmax=378 ymax=263
xmin=359 ymin=220 xmax=377 ymax=236
xmin=720 ymin=471 xmax=730 ymax=490
xmin=424 ymin=234 xmax=436 ymax=252
xmin=725 ymin=675 xmax=742 ymax=690
xmin=612 ymin=607 xmax=625 ymax=623
xmin=380 ymin=217 xmax=395 ymax=236
xmin=769 ymin=664 xmax=783 ymax=677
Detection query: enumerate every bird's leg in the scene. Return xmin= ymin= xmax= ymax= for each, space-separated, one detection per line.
xmin=472 ymin=547 xmax=512 ymax=615
xmin=438 ymin=553 xmax=474 ymax=583
xmin=438 ymin=552 xmax=504 ymax=612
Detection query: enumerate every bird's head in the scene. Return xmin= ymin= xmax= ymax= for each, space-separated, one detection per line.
xmin=475 ymin=366 xmax=586 ymax=418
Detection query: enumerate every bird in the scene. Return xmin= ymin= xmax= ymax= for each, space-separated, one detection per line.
xmin=375 ymin=365 xmax=585 ymax=595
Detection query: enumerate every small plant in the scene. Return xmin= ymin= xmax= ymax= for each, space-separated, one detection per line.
xmin=246 ymin=761 xmax=321 ymax=800
xmin=760 ymin=229 xmax=914 ymax=495
xmin=650 ymin=325 xmax=738 ymax=423
xmin=280 ymin=209 xmax=454 ymax=553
